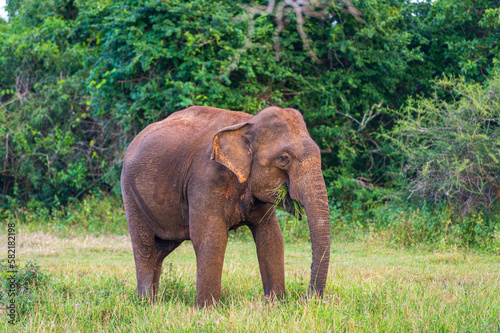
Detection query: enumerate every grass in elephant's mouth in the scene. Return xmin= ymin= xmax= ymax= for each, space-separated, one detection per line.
xmin=271 ymin=185 xmax=305 ymax=222
xmin=2 ymin=229 xmax=500 ymax=332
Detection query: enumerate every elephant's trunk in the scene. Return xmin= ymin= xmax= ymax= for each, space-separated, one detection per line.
xmin=290 ymin=170 xmax=331 ymax=296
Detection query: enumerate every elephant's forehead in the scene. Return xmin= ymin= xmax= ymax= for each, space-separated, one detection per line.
xmin=280 ymin=108 xmax=308 ymax=134
xmin=251 ymin=110 xmax=317 ymax=161
xmin=253 ymin=107 xmax=308 ymax=138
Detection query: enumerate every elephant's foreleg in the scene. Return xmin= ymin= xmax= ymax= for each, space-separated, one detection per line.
xmin=249 ymin=216 xmax=286 ymax=300
xmin=190 ymin=219 xmax=228 ymax=307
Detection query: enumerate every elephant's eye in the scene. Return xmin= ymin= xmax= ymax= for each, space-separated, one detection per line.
xmin=276 ymin=154 xmax=290 ymax=168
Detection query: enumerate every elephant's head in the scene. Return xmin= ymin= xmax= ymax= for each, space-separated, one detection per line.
xmin=211 ymin=106 xmax=331 ymax=296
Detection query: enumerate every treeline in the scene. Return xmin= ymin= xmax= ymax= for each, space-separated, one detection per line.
xmin=0 ymin=0 xmax=499 ymax=212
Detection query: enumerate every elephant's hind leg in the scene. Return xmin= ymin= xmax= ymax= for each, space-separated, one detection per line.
xmin=129 ymin=227 xmax=156 ymax=300
xmin=153 ymin=238 xmax=182 ymax=296
xmin=123 ymin=190 xmax=158 ymax=300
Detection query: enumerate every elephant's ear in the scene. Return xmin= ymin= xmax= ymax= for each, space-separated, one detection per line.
xmin=211 ymin=122 xmax=253 ymax=183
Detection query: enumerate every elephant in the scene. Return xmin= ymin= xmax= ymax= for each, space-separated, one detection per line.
xmin=121 ymin=106 xmax=331 ymax=307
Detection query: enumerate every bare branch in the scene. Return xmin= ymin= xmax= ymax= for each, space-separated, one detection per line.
xmin=337 ymin=0 xmax=365 ymax=22
xmin=266 ymin=0 xmax=276 ymax=13
xmin=220 ymin=7 xmax=258 ymax=78
xmin=273 ymin=1 xmax=288 ymax=59
xmin=225 ymin=0 xmax=364 ymax=74
xmin=285 ymin=0 xmax=322 ymax=64
xmin=320 ymin=147 xmax=332 ymax=154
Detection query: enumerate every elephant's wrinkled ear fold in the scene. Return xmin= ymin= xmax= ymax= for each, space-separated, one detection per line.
xmin=211 ymin=122 xmax=253 ymax=183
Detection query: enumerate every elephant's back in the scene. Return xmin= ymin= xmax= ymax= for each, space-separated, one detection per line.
xmin=124 ymin=106 xmax=250 ymax=164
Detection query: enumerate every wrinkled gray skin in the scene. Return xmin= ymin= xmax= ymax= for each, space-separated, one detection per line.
xmin=121 ymin=106 xmax=330 ymax=307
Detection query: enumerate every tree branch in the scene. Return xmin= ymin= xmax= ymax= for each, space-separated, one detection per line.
xmin=225 ymin=0 xmax=363 ymax=75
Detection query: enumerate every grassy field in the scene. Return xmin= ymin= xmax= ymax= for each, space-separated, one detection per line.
xmin=1 ymin=228 xmax=500 ymax=332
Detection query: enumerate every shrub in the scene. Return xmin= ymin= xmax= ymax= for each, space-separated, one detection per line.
xmin=390 ymin=72 xmax=500 ymax=213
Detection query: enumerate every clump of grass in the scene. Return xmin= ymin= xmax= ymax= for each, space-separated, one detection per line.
xmin=0 ymin=259 xmax=49 ymax=319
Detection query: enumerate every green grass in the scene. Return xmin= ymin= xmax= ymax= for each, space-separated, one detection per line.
xmin=2 ymin=229 xmax=500 ymax=332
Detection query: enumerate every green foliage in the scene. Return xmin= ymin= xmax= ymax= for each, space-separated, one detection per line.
xmin=0 ymin=0 xmax=499 ymax=218
xmin=403 ymin=0 xmax=500 ymax=88
xmin=390 ymin=71 xmax=500 ymax=213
